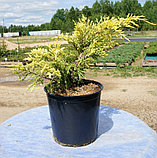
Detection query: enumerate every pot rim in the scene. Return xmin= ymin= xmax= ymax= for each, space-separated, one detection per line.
xmin=44 ymin=79 xmax=103 ymax=99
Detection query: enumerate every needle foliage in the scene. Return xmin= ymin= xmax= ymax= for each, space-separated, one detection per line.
xmin=13 ymin=14 xmax=155 ymax=93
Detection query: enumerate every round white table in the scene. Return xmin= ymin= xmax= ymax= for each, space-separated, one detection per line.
xmin=0 ymin=105 xmax=157 ymax=158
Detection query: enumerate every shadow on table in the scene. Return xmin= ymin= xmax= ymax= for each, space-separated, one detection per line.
xmin=98 ymin=106 xmax=120 ymax=137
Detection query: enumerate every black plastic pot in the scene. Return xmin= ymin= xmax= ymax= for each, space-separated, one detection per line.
xmin=44 ymin=79 xmax=103 ymax=147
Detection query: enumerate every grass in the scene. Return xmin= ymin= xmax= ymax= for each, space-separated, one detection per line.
xmin=147 ymin=90 xmax=157 ymax=96
xmin=121 ymin=89 xmax=127 ymax=92
xmin=124 ymin=30 xmax=157 ymax=38
xmin=88 ymin=66 xmax=157 ymax=78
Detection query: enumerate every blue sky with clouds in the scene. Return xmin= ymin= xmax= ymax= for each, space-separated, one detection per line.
xmin=0 ymin=0 xmax=147 ymax=27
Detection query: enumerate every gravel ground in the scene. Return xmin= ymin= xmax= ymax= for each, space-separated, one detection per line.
xmin=0 ymin=68 xmax=157 ymax=132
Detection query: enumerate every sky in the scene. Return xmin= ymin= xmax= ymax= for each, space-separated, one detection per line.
xmin=0 ymin=0 xmax=147 ymax=27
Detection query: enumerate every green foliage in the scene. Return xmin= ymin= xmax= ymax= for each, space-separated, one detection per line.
xmin=94 ymin=42 xmax=144 ymax=65
xmin=92 ymin=1 xmax=101 ymax=16
xmin=13 ymin=15 xmax=155 ymax=93
xmin=141 ymin=2 xmax=157 ymax=30
xmin=144 ymin=41 xmax=157 ymax=55
xmin=0 ymin=47 xmax=38 ymax=61
xmin=0 ymin=40 xmax=7 ymax=57
xmin=49 ymin=0 xmax=156 ymax=32
xmin=1 ymin=0 xmax=157 ymax=34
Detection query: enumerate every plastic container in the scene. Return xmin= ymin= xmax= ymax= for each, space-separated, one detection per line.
xmin=44 ymin=79 xmax=103 ymax=147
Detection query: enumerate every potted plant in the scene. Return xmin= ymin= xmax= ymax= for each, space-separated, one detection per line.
xmin=13 ymin=15 xmax=155 ymax=147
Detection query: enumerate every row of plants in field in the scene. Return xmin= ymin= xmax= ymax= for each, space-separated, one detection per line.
xmin=0 ymin=47 xmax=34 ymax=61
xmin=93 ymin=42 xmax=145 ymax=66
xmin=0 ymin=40 xmax=125 ymax=62
xmin=144 ymin=41 xmax=157 ymax=55
xmin=0 ymin=41 xmax=7 ymax=56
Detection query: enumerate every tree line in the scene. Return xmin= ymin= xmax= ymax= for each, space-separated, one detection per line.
xmin=0 ymin=0 xmax=157 ymax=34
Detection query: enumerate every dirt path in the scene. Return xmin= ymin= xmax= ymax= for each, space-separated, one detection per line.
xmin=4 ymin=39 xmax=68 ymax=50
xmin=0 ymin=68 xmax=157 ymax=132
xmin=4 ymin=40 xmax=18 ymax=50
xmin=20 ymin=40 xmax=68 ymax=48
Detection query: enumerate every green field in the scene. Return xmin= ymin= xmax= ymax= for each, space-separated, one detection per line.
xmin=144 ymin=41 xmax=157 ymax=55
xmin=93 ymin=42 xmax=145 ymax=66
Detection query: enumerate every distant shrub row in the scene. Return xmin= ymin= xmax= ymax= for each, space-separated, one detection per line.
xmin=144 ymin=41 xmax=157 ymax=55
xmin=94 ymin=42 xmax=145 ymax=65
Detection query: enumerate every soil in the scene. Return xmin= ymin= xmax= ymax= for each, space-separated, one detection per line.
xmin=0 ymin=68 xmax=157 ymax=132
xmin=64 ymin=83 xmax=100 ymax=96
xmin=4 ymin=39 xmax=68 ymax=50
xmin=49 ymin=83 xmax=101 ymax=96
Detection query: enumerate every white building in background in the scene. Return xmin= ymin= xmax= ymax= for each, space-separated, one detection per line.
xmin=28 ymin=30 xmax=61 ymax=36
xmin=0 ymin=30 xmax=61 ymax=38
xmin=3 ymin=32 xmax=19 ymax=37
